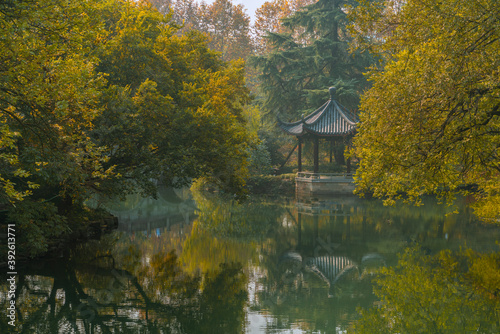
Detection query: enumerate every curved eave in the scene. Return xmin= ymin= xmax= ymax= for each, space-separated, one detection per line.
xmin=303 ymin=126 xmax=357 ymax=137
xmin=303 ymin=100 xmax=330 ymax=123
xmin=333 ymin=101 xmax=359 ymax=126
xmin=277 ymin=99 xmax=331 ymax=134
xmin=277 ymin=117 xmax=305 ymax=136
xmin=277 ymin=98 xmax=359 ymax=137
xmin=302 ymin=99 xmax=358 ymax=136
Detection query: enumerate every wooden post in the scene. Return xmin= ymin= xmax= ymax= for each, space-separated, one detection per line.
xmin=329 ymin=140 xmax=333 ymax=163
xmin=313 ymin=137 xmax=319 ymax=174
xmin=298 ymin=137 xmax=302 ymax=172
xmin=313 ymin=214 xmax=319 ymax=248
xmin=298 ymin=212 xmax=302 ymax=247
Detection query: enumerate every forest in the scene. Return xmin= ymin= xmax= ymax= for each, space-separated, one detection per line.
xmin=1 ymin=0 xmax=499 ymax=258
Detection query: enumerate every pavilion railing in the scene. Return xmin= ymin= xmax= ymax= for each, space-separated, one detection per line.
xmin=296 ymin=172 xmax=353 ymax=180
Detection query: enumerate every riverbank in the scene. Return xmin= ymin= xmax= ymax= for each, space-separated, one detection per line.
xmin=245 ymin=174 xmax=296 ymax=196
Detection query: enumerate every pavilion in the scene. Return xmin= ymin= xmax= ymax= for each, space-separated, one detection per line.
xmin=277 ymin=87 xmax=359 ymax=174
xmin=278 ymin=87 xmax=359 ymax=195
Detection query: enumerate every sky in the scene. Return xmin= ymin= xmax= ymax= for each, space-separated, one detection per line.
xmin=205 ymin=0 xmax=268 ymax=23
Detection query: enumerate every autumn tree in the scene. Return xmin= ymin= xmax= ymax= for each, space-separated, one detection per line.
xmin=0 ymin=0 xmax=116 ymax=255
xmin=253 ymin=0 xmax=315 ymax=54
xmin=147 ymin=0 xmax=200 ymax=33
xmin=349 ymin=0 xmax=500 ymax=222
xmin=146 ymin=0 xmax=254 ymax=62
xmin=197 ymin=0 xmax=254 ymax=62
xmin=92 ymin=0 xmax=253 ymax=197
xmin=1 ymin=0 xmax=254 ymax=256
xmin=146 ymin=0 xmax=173 ymax=14
xmin=170 ymin=0 xmax=200 ymax=32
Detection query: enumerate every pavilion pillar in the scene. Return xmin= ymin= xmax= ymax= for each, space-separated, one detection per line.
xmin=329 ymin=140 xmax=333 ymax=163
xmin=297 ymin=137 xmax=302 ymax=172
xmin=297 ymin=212 xmax=302 ymax=247
xmin=313 ymin=137 xmax=319 ymax=174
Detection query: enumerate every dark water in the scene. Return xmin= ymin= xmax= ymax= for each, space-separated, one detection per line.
xmin=1 ymin=187 xmax=498 ymax=333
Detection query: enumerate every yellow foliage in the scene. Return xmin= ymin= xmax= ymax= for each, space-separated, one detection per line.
xmin=350 ymin=0 xmax=500 ymax=222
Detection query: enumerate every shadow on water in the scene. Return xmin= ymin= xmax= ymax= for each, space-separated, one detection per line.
xmin=1 ymin=188 xmax=498 ymax=333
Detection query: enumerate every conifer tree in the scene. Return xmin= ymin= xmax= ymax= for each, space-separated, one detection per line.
xmin=253 ymin=0 xmax=373 ymax=119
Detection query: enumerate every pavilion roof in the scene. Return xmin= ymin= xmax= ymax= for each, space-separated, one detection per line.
xmin=277 ymin=88 xmax=359 ymax=137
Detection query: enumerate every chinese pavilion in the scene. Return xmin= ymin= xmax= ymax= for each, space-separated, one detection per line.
xmin=278 ymin=87 xmax=359 ymax=173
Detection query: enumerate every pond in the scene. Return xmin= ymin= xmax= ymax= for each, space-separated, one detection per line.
xmin=1 ymin=186 xmax=499 ymax=333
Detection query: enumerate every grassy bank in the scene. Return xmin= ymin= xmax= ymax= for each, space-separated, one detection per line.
xmin=245 ymin=174 xmax=296 ymax=196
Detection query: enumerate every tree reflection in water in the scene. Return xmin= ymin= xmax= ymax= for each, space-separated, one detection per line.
xmin=1 ymin=191 xmax=498 ymax=333
xmin=350 ymin=247 xmax=500 ymax=334
xmin=1 ymin=238 xmax=248 ymax=333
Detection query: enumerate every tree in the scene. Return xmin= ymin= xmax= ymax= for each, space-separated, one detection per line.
xmin=170 ymin=0 xmax=200 ymax=32
xmin=1 ymin=0 xmax=254 ymax=256
xmin=252 ymin=0 xmax=373 ymax=120
xmin=0 ymin=0 xmax=116 ymax=256
xmin=146 ymin=0 xmax=255 ymax=62
xmin=253 ymin=0 xmax=315 ymax=54
xmin=197 ymin=0 xmax=254 ymax=62
xmin=146 ymin=0 xmax=173 ymax=14
xmin=349 ymin=0 xmax=500 ymax=222
xmin=147 ymin=0 xmax=200 ymax=34
xmin=92 ymin=0 xmax=253 ymax=198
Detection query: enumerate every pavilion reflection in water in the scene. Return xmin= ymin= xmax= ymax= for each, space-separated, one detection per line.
xmin=277 ymin=196 xmax=386 ymax=297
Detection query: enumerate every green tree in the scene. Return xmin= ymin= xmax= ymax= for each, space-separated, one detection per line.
xmin=252 ymin=0 xmax=373 ymax=120
xmin=349 ymin=0 xmax=500 ymax=221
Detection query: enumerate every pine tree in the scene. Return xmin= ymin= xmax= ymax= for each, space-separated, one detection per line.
xmin=252 ymin=0 xmax=373 ymax=119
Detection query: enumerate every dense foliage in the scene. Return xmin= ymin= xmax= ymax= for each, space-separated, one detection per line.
xmin=0 ymin=0 xmax=252 ymax=256
xmin=0 ymin=0 xmax=113 ymax=255
xmin=349 ymin=0 xmax=500 ymax=221
xmin=93 ymin=0 xmax=253 ymax=197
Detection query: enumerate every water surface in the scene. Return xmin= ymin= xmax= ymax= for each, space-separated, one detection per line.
xmin=1 ymin=187 xmax=498 ymax=333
